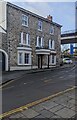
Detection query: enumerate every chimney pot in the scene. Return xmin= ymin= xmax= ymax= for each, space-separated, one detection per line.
xmin=47 ymin=15 xmax=53 ymax=21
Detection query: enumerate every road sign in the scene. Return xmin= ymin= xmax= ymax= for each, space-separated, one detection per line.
xmin=70 ymin=44 xmax=73 ymax=55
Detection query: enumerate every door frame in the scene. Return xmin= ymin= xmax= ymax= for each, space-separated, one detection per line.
xmin=38 ymin=55 xmax=43 ymax=69
xmin=0 ymin=49 xmax=8 ymax=71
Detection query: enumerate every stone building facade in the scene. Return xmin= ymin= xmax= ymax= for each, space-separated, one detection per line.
xmin=0 ymin=2 xmax=62 ymax=71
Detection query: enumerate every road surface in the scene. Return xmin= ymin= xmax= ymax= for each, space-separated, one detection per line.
xmin=2 ymin=65 xmax=76 ymax=113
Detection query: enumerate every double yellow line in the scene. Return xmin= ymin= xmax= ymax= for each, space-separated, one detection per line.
xmin=0 ymin=86 xmax=76 ymax=119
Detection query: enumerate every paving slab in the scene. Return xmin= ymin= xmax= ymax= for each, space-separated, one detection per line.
xmin=32 ymin=104 xmax=44 ymax=112
xmin=38 ymin=109 xmax=54 ymax=118
xmin=35 ymin=114 xmax=45 ymax=118
xmin=51 ymin=115 xmax=61 ymax=118
xmin=9 ymin=113 xmax=25 ymax=118
xmin=59 ymin=101 xmax=75 ymax=108
xmin=49 ymin=104 xmax=64 ymax=113
xmin=71 ymin=106 xmax=75 ymax=111
xmin=55 ymin=107 xmax=75 ymax=118
xmin=69 ymin=99 xmax=75 ymax=104
xmin=41 ymin=101 xmax=58 ymax=110
xmin=54 ymin=96 xmax=72 ymax=103
xmin=21 ymin=108 xmax=39 ymax=118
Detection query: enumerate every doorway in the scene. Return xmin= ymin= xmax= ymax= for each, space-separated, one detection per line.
xmin=38 ymin=55 xmax=43 ymax=69
xmin=0 ymin=52 xmax=5 ymax=71
xmin=0 ymin=49 xmax=8 ymax=71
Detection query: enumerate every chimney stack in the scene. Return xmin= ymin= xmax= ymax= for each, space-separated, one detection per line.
xmin=47 ymin=15 xmax=53 ymax=21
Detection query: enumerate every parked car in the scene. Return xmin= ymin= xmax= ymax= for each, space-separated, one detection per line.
xmin=63 ymin=58 xmax=73 ymax=64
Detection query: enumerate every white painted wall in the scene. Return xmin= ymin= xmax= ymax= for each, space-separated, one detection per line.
xmin=0 ymin=1 xmax=7 ymax=31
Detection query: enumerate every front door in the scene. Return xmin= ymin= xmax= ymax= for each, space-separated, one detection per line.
xmin=38 ymin=55 xmax=43 ymax=69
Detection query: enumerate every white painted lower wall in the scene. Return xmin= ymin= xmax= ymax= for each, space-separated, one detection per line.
xmin=10 ymin=65 xmax=56 ymax=71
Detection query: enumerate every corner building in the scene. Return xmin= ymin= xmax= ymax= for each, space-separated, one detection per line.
xmin=0 ymin=2 xmax=62 ymax=71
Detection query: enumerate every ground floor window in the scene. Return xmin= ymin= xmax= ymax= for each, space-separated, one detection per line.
xmin=19 ymin=53 xmax=23 ymax=64
xmin=24 ymin=53 xmax=29 ymax=64
xmin=49 ymin=55 xmax=56 ymax=65
xmin=52 ymin=55 xmax=55 ymax=63
xmin=18 ymin=51 xmax=31 ymax=65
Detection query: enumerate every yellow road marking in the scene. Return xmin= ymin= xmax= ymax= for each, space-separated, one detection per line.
xmin=0 ymin=80 xmax=14 ymax=89
xmin=0 ymin=86 xmax=76 ymax=119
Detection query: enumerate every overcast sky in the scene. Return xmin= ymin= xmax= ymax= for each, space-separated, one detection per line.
xmin=7 ymin=0 xmax=75 ymax=32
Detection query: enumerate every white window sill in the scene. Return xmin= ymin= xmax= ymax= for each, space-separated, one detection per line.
xmin=50 ymin=33 xmax=54 ymax=35
xmin=49 ymin=48 xmax=55 ymax=50
xmin=38 ymin=29 xmax=42 ymax=32
xmin=19 ymin=43 xmax=30 ymax=46
xmin=22 ymin=24 xmax=28 ymax=27
xmin=36 ymin=46 xmax=43 ymax=48
xmin=18 ymin=64 xmax=31 ymax=66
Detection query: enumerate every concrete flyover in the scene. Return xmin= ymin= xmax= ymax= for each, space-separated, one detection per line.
xmin=61 ymin=30 xmax=77 ymax=44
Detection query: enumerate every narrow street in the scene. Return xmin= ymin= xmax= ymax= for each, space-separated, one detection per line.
xmin=2 ymin=65 xmax=76 ymax=113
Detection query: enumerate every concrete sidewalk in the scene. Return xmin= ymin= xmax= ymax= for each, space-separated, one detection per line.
xmin=3 ymin=88 xmax=76 ymax=119
xmin=1 ymin=64 xmax=74 ymax=85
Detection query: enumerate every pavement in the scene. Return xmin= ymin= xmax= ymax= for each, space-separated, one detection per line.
xmin=2 ymin=87 xmax=76 ymax=119
xmin=1 ymin=64 xmax=75 ymax=85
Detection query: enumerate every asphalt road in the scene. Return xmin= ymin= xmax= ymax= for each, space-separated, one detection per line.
xmin=2 ymin=65 xmax=76 ymax=113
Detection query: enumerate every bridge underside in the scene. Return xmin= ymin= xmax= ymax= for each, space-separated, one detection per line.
xmin=61 ymin=31 xmax=77 ymax=44
xmin=61 ymin=38 xmax=77 ymax=44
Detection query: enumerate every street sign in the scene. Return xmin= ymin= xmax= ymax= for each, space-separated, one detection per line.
xmin=70 ymin=44 xmax=73 ymax=55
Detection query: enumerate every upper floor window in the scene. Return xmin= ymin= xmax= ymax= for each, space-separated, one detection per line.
xmin=38 ymin=20 xmax=42 ymax=31
xmin=36 ymin=36 xmax=44 ymax=48
xmin=22 ymin=14 xmax=28 ymax=26
xmin=50 ymin=26 xmax=54 ymax=34
xmin=19 ymin=32 xmax=30 ymax=46
xmin=49 ymin=39 xmax=55 ymax=49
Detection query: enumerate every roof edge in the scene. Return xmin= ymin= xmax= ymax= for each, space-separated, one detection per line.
xmin=7 ymin=2 xmax=62 ymax=28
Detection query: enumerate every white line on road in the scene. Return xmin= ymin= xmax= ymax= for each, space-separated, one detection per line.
xmin=59 ymin=76 xmax=64 ymax=79
xmin=3 ymin=86 xmax=15 ymax=90
xmin=24 ymin=83 xmax=27 ymax=85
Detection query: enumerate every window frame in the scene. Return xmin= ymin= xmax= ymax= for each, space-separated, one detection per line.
xmin=36 ymin=36 xmax=44 ymax=48
xmin=50 ymin=26 xmax=54 ymax=35
xmin=22 ymin=14 xmax=28 ymax=27
xmin=49 ymin=39 xmax=55 ymax=49
xmin=38 ymin=20 xmax=42 ymax=31
xmin=49 ymin=55 xmax=56 ymax=65
xmin=19 ymin=32 xmax=30 ymax=46
xmin=18 ymin=52 xmax=23 ymax=65
xmin=18 ymin=51 xmax=31 ymax=65
xmin=52 ymin=55 xmax=55 ymax=63
xmin=24 ymin=53 xmax=29 ymax=64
